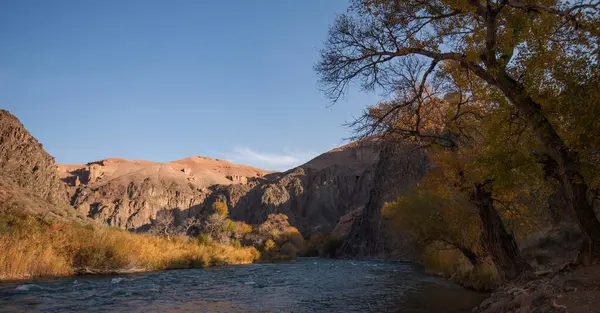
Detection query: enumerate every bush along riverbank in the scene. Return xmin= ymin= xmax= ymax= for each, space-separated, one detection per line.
xmin=0 ymin=201 xmax=307 ymax=280
xmin=0 ymin=209 xmax=257 ymax=280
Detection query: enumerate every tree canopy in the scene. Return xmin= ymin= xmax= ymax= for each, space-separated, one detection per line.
xmin=316 ymin=0 xmax=600 ymax=266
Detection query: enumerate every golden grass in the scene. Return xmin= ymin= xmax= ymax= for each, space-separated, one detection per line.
xmin=420 ymin=246 xmax=500 ymax=291
xmin=0 ymin=210 xmax=259 ymax=280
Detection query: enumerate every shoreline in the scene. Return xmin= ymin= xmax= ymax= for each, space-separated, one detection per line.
xmin=0 ymin=259 xmax=257 ymax=282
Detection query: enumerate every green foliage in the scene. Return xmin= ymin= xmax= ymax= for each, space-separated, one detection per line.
xmin=196 ymin=233 xmax=210 ymax=246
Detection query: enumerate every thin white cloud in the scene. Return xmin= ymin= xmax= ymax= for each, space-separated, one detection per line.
xmin=222 ymin=146 xmax=317 ymax=171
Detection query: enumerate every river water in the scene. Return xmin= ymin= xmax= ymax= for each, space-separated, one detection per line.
xmin=0 ymin=258 xmax=486 ymax=313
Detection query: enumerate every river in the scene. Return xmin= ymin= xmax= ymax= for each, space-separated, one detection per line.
xmin=0 ymin=258 xmax=486 ymax=312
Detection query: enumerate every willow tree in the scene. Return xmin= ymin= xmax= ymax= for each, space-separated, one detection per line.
xmin=316 ymin=0 xmax=600 ymax=263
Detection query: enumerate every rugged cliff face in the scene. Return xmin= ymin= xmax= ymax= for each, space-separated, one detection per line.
xmin=340 ymin=140 xmax=429 ymax=258
xmin=58 ymin=157 xmax=272 ymax=230
xmin=0 ymin=110 xmax=86 ymax=221
xmin=62 ymin=139 xmax=381 ymax=234
xmin=0 ymin=110 xmax=68 ymax=206
xmin=219 ymin=139 xmax=380 ymax=234
xmin=0 ymin=109 xmax=428 ymax=252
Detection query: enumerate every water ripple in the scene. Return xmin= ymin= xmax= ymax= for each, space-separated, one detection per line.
xmin=0 ymin=258 xmax=486 ymax=313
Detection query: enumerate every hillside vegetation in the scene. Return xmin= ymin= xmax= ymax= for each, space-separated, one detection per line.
xmin=0 ymin=192 xmax=314 ymax=280
xmin=0 ymin=202 xmax=260 ymax=280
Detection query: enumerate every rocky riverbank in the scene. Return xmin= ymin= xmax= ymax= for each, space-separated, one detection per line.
xmin=474 ymin=264 xmax=600 ymax=313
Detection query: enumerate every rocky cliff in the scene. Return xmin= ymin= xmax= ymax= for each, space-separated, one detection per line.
xmin=0 ymin=110 xmax=86 ymax=221
xmin=0 ymin=109 xmax=429 ymax=253
xmin=58 ymin=157 xmax=273 ymax=230
xmin=340 ymin=140 xmax=429 ymax=257
xmin=0 ymin=110 xmax=68 ymax=205
xmin=61 ymin=139 xmax=381 ymax=234
xmin=217 ymin=138 xmax=380 ymax=234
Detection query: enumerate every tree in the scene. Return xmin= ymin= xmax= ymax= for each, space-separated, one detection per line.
xmin=383 ymin=179 xmax=484 ymax=266
xmin=212 ymin=201 xmax=229 ymax=218
xmin=179 ymin=217 xmax=202 ymax=237
xmin=202 ymin=213 xmax=231 ymax=244
xmin=341 ymin=56 xmax=533 ymax=279
xmin=149 ymin=210 xmax=177 ymax=240
xmin=316 ymin=0 xmax=600 ymax=263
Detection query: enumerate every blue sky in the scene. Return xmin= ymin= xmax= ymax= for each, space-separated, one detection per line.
xmin=0 ymin=0 xmax=379 ymax=171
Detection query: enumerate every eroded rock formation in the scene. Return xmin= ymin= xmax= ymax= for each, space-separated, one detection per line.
xmin=0 ymin=110 xmax=68 ymax=205
xmin=0 ymin=110 xmax=86 ymax=221
xmin=221 ymin=138 xmax=380 ymax=234
xmin=340 ymin=140 xmax=429 ymax=258
xmin=58 ymin=157 xmax=272 ymax=230
xmin=61 ymin=139 xmax=381 ymax=234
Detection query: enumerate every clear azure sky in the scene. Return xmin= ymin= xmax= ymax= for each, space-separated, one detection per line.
xmin=0 ymin=0 xmax=380 ymax=171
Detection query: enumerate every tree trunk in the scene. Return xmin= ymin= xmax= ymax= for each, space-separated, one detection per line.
xmin=471 ymin=182 xmax=532 ymax=281
xmin=538 ymin=154 xmax=574 ymax=225
xmin=457 ymin=246 xmax=480 ymax=266
xmin=495 ymin=72 xmax=600 ymax=264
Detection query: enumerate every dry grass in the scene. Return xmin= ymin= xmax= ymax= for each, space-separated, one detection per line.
xmin=420 ymin=247 xmax=500 ymax=291
xmin=0 ymin=208 xmax=259 ymax=280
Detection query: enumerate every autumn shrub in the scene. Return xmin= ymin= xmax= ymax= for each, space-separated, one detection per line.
xmin=245 ymin=214 xmax=306 ymax=261
xmin=197 ymin=233 xmax=210 ymax=246
xmin=193 ymin=202 xmax=253 ymax=245
xmin=212 ymin=201 xmax=229 ymax=217
xmin=0 ymin=207 xmax=258 ymax=280
xmin=304 ymin=233 xmax=326 ymax=256
xmin=420 ymin=246 xmax=500 ymax=291
xmin=320 ymin=235 xmax=345 ymax=257
xmin=305 ymin=233 xmax=345 ymax=257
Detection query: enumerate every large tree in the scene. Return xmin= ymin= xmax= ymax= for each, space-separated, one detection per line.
xmin=316 ymin=0 xmax=600 ymax=263
xmin=360 ymin=59 xmax=535 ymax=280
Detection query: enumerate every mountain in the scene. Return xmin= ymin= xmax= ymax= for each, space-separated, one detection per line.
xmin=60 ymin=139 xmax=381 ymax=235
xmin=0 ymin=110 xmax=85 ymax=221
xmin=0 ymin=108 xmax=428 ymax=257
xmin=0 ymin=110 xmax=68 ymax=205
xmin=212 ymin=138 xmax=381 ymax=234
xmin=58 ymin=156 xmax=272 ymax=230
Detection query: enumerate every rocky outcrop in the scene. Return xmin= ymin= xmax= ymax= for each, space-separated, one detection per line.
xmin=0 ymin=110 xmax=86 ymax=221
xmin=0 ymin=110 xmax=68 ymax=205
xmin=341 ymin=140 xmax=429 ymax=257
xmin=63 ymin=139 xmax=381 ymax=234
xmin=0 ymin=109 xmax=427 ymax=246
xmin=475 ymin=265 xmax=600 ymax=313
xmin=59 ymin=157 xmax=272 ymax=230
xmin=196 ymin=139 xmax=381 ymax=235
xmin=227 ymin=175 xmax=248 ymax=185
xmin=331 ymin=208 xmax=363 ymax=237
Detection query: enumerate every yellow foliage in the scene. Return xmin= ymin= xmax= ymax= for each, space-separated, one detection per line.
xmin=211 ymin=201 xmax=229 ymax=218
xmin=231 ymin=220 xmax=252 ymax=238
xmin=0 ymin=209 xmax=258 ymax=280
xmin=264 ymin=239 xmax=276 ymax=250
xmin=420 ymin=246 xmax=500 ymax=291
xmin=383 ymin=166 xmax=483 ymax=256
